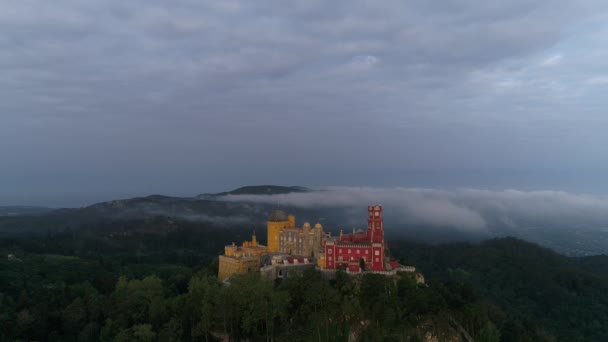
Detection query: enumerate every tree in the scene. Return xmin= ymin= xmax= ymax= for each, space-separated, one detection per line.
xmin=62 ymin=297 xmax=87 ymax=335
xmin=477 ymin=321 xmax=501 ymax=342
xmin=199 ymin=280 xmax=219 ymax=342
xmin=268 ymin=289 xmax=289 ymax=341
xmin=158 ymin=318 xmax=183 ymax=342
xmin=110 ymin=275 xmax=164 ymax=327
xmin=114 ymin=328 xmax=132 ymax=342
xmin=99 ymin=319 xmax=119 ymax=342
xmin=16 ymin=309 xmax=34 ymax=338
xmin=149 ymin=297 xmax=167 ymax=329
xmin=132 ymin=324 xmax=156 ymax=342
xmin=79 ymin=322 xmax=100 ymax=342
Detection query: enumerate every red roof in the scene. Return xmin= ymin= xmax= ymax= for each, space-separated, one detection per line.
xmin=339 ymin=231 xmax=370 ymax=243
xmin=334 ymin=240 xmax=372 ymax=247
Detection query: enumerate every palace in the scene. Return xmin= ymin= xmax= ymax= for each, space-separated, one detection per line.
xmin=267 ymin=209 xmax=327 ymax=258
xmin=218 ymin=205 xmax=412 ymax=282
xmin=324 ymin=205 xmax=394 ymax=272
xmin=217 ymin=233 xmax=267 ymax=282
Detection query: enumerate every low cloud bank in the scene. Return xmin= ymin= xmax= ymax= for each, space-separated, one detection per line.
xmin=219 ymin=187 xmax=608 ymax=233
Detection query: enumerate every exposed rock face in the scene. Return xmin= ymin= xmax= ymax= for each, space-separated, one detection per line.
xmin=416 ymin=272 xmax=425 ymax=284
xmin=422 ymin=330 xmax=462 ymax=342
xmin=348 ymin=320 xmax=370 ymax=342
xmin=417 ymin=319 xmax=464 ymax=342
xmin=424 ymin=331 xmax=439 ymax=342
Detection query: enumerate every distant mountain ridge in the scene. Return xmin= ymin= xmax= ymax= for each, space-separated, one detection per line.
xmin=0 ymin=185 xmax=318 ymax=234
xmin=2 ymin=185 xmax=607 ymax=257
xmin=0 ymin=206 xmax=52 ymax=217
xmin=198 ymin=185 xmax=310 ymax=199
xmin=77 ymin=185 xmax=311 ymax=221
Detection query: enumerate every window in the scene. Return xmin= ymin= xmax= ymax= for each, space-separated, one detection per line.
xmin=328 ymin=249 xmax=332 ymax=254
xmin=328 ymin=256 xmax=332 ymax=261
xmin=375 ymin=250 xmax=380 ymax=256
xmin=365 ymin=250 xmax=369 ymax=254
xmin=348 ymin=249 xmax=351 ymax=253
xmin=356 ymin=250 xmax=360 ymax=254
xmin=339 ymin=249 xmax=342 ymax=253
xmin=375 ymin=258 xmax=379 ymax=262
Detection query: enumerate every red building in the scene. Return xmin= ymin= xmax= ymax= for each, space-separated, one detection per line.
xmin=324 ymin=205 xmax=386 ymax=272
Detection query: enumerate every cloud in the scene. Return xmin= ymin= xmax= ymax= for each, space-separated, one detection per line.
xmin=2 ymin=1 xmax=608 ymax=205
xmin=541 ymin=54 xmax=563 ymax=66
xmin=218 ymin=187 xmax=608 ymax=234
xmin=347 ymin=55 xmax=379 ymax=70
xmin=586 ymin=76 xmax=608 ymax=85
xmin=219 ymin=187 xmax=489 ymax=232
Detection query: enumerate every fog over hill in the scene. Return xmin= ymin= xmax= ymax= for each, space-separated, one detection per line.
xmin=220 ymin=187 xmax=608 ymax=230
xmin=2 ymin=185 xmax=608 ymax=256
xmin=217 ymin=186 xmax=608 ymax=256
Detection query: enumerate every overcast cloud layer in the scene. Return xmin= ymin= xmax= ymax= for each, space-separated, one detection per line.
xmin=2 ymin=1 xmax=608 ymax=206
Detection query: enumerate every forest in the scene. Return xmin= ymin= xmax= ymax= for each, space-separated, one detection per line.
xmin=1 ymin=217 xmax=608 ymax=341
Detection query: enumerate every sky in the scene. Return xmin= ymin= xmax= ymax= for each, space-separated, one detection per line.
xmin=2 ymin=0 xmax=608 ymax=207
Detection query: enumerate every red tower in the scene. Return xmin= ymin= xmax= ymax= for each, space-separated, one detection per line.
xmin=368 ymin=205 xmax=385 ymax=271
xmin=367 ymin=205 xmax=384 ymax=243
xmin=324 ymin=205 xmax=386 ymax=272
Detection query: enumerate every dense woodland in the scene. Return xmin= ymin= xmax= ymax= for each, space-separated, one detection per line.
xmin=1 ymin=217 xmax=608 ymax=341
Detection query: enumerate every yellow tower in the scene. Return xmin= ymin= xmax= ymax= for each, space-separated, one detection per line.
xmin=288 ymin=214 xmax=296 ymax=228
xmin=267 ymin=210 xmax=292 ymax=253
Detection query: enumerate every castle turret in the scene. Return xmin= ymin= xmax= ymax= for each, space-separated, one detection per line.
xmin=368 ymin=205 xmax=385 ymax=271
xmin=367 ymin=205 xmax=384 ymax=243
xmin=267 ymin=210 xmax=290 ymax=253
xmin=288 ymin=214 xmax=296 ymax=228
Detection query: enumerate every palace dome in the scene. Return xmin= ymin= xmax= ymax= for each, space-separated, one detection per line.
xmin=268 ymin=210 xmax=288 ymax=222
xmin=314 ymin=223 xmax=323 ymax=229
xmin=303 ymin=222 xmax=311 ymax=229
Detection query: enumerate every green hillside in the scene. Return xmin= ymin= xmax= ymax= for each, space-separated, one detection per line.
xmin=2 ymin=217 xmax=608 ymax=340
xmin=392 ymin=238 xmax=608 ymax=341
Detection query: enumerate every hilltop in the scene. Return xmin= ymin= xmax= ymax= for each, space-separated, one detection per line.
xmin=0 ymin=186 xmax=314 ymax=235
xmin=198 ymin=185 xmax=310 ymax=198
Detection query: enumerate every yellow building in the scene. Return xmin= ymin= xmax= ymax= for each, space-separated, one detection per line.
xmin=279 ymin=222 xmax=326 ymax=258
xmin=218 ymin=233 xmax=267 ymax=281
xmin=266 ymin=210 xmax=295 ymax=253
xmin=219 ymin=210 xmax=329 ymax=280
xmin=317 ymin=254 xmax=326 ymax=268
